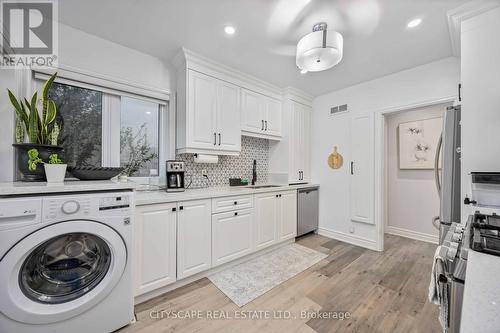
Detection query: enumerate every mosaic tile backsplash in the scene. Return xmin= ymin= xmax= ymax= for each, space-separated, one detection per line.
xmin=176 ymin=136 xmax=269 ymax=188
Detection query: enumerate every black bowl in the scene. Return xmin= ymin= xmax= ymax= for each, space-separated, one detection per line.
xmin=68 ymin=166 xmax=123 ymax=181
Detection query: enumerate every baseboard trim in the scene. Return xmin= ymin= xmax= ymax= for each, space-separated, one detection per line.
xmin=134 ymin=238 xmax=295 ymax=305
xmin=317 ymin=228 xmax=379 ymax=251
xmin=385 ymin=226 xmax=438 ymax=244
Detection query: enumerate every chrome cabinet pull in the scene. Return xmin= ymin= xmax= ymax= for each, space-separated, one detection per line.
xmin=214 ymin=132 xmax=217 ymax=145
xmin=261 ymin=120 xmax=264 ymax=130
xmin=218 ymin=133 xmax=221 ymax=145
xmin=265 ymin=120 xmax=268 ymax=131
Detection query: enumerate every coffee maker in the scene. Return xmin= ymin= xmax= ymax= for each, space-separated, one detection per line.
xmin=166 ymin=161 xmax=185 ymax=192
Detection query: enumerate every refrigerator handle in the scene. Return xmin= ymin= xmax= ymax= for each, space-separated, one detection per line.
xmin=434 ymin=133 xmax=443 ymax=196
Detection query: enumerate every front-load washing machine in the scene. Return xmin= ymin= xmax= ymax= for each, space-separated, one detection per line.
xmin=0 ymin=191 xmax=135 ymax=333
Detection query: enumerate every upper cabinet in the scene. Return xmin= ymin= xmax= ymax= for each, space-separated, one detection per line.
xmin=241 ymin=88 xmax=282 ymax=139
xmin=268 ymin=88 xmax=313 ymax=185
xmin=178 ymin=69 xmax=241 ymax=155
xmin=174 ymin=48 xmax=284 ymax=155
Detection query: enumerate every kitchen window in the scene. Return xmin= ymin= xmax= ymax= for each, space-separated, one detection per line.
xmin=35 ymin=71 xmax=169 ymax=180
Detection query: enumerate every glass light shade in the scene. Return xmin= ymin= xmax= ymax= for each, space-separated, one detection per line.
xmin=296 ymin=30 xmax=343 ymax=72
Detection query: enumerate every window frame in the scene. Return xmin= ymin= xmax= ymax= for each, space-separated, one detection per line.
xmin=31 ymin=68 xmax=172 ymax=182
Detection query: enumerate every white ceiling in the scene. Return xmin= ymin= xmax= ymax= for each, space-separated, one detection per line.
xmin=58 ymin=0 xmax=468 ymax=96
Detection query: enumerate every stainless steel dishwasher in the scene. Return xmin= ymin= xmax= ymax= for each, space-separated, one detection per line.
xmin=297 ymin=186 xmax=319 ymax=236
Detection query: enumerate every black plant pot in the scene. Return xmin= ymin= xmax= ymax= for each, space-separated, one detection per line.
xmin=13 ymin=143 xmax=63 ymax=181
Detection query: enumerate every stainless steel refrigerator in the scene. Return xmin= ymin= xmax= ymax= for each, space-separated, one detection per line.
xmin=434 ymin=105 xmax=461 ymax=244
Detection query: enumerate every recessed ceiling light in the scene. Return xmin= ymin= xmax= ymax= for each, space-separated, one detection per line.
xmin=300 ymin=69 xmax=308 ymax=74
xmin=224 ymin=25 xmax=236 ymax=35
xmin=407 ymin=18 xmax=422 ymax=28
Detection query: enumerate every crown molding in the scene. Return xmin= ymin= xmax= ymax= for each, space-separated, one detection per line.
xmin=283 ymin=86 xmax=314 ymax=106
xmin=448 ymin=0 xmax=500 ymax=57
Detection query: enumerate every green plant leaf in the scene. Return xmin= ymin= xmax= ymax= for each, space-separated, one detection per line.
xmin=15 ymin=118 xmax=25 ymax=143
xmin=41 ymin=73 xmax=57 ymax=124
xmin=7 ymin=89 xmax=29 ymax=129
xmin=27 ymin=96 xmax=40 ymax=144
xmin=46 ymin=100 xmax=56 ymax=125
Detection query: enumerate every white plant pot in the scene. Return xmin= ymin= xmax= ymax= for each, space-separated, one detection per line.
xmin=44 ymin=164 xmax=67 ymax=183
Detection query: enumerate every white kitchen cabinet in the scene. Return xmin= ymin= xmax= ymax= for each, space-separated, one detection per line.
xmin=278 ymin=191 xmax=297 ymax=240
xmin=134 ymin=203 xmax=177 ymax=296
xmin=177 ymin=199 xmax=212 ymax=279
xmin=241 ymin=88 xmax=282 ymax=139
xmin=212 ymin=194 xmax=253 ymax=214
xmin=212 ymin=208 xmax=253 ymax=266
xmin=177 ymin=69 xmax=241 ymax=155
xmin=350 ymin=114 xmax=374 ymax=224
xmin=289 ymin=101 xmax=311 ymax=184
xmin=254 ymin=192 xmax=278 ymax=250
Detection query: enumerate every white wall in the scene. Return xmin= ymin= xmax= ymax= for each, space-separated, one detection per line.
xmin=460 ymin=6 xmax=500 ymax=219
xmin=0 ymin=23 xmax=173 ymax=182
xmin=311 ymin=57 xmax=460 ymax=246
xmin=385 ymin=104 xmax=449 ymax=243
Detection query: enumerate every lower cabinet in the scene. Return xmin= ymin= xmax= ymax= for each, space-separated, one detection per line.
xmin=278 ymin=190 xmax=297 ymax=241
xmin=254 ymin=192 xmax=278 ymax=251
xmin=177 ymin=199 xmax=212 ymax=279
xmin=134 ymin=203 xmax=177 ymax=296
xmin=254 ymin=191 xmax=298 ymax=251
xmin=212 ymin=208 xmax=253 ymax=267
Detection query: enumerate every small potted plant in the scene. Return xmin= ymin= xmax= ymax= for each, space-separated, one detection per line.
xmin=27 ymin=149 xmax=67 ymax=183
xmin=8 ymin=72 xmax=63 ymax=181
xmin=44 ymin=154 xmax=67 ymax=183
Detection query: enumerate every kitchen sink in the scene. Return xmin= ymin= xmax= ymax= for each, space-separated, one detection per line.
xmin=245 ymin=185 xmax=282 ymax=189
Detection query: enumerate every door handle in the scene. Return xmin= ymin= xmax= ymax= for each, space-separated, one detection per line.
xmin=179 ymin=206 xmax=184 ymax=211
xmin=265 ymin=120 xmax=268 ymax=131
xmin=218 ymin=133 xmax=221 ymax=145
xmin=261 ymin=120 xmax=264 ymax=131
xmin=350 ymin=162 xmax=354 ymax=175
xmin=172 ymin=207 xmax=176 ymax=212
xmin=214 ymin=132 xmax=217 ymax=145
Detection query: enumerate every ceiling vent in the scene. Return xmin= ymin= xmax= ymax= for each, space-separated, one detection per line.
xmin=330 ymin=104 xmax=348 ymax=115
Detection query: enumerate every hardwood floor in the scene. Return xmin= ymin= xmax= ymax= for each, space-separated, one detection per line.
xmin=119 ymin=234 xmax=440 ymax=333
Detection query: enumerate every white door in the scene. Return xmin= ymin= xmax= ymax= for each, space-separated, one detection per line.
xmin=350 ymin=114 xmax=374 ymax=224
xmin=187 ymin=70 xmax=218 ymax=149
xmin=264 ymin=97 xmax=282 ymax=137
xmin=254 ymin=192 xmax=277 ymax=250
xmin=134 ymin=203 xmax=177 ymax=296
xmin=212 ymin=208 xmax=253 ymax=267
xmin=217 ymin=81 xmax=241 ymax=152
xmin=241 ymin=89 xmax=265 ymax=134
xmin=177 ymin=199 xmax=212 ymax=279
xmin=278 ymin=191 xmax=297 ymax=240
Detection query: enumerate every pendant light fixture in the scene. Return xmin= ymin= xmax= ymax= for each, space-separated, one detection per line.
xmin=296 ymin=22 xmax=343 ymax=73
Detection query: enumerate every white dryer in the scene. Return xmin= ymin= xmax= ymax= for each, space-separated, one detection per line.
xmin=0 ymin=191 xmax=134 ymax=333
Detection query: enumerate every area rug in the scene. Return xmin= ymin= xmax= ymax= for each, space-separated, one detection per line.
xmin=208 ymin=243 xmax=328 ymax=307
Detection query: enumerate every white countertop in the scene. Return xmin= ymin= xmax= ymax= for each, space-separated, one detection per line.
xmin=0 ymin=180 xmax=137 ymax=196
xmin=461 ymin=250 xmax=500 ymax=333
xmin=135 ymin=184 xmax=319 ymax=206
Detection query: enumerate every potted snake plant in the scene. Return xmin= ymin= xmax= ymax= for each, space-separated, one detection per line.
xmin=8 ymin=72 xmax=63 ymax=181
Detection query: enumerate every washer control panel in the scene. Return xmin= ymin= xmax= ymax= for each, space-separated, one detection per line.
xmin=99 ymin=195 xmax=130 ymax=211
xmin=43 ymin=192 xmax=132 ymax=221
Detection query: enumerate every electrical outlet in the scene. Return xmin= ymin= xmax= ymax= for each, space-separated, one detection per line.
xmin=202 ymin=169 xmax=208 ymax=177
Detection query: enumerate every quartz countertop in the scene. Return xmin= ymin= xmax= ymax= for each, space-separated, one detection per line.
xmin=135 ymin=184 xmax=319 ymax=206
xmin=461 ymin=250 xmax=500 ymax=333
xmin=0 ymin=180 xmax=137 ymax=196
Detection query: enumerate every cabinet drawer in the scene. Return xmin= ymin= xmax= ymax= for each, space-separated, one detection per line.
xmin=212 ymin=195 xmax=253 ymax=214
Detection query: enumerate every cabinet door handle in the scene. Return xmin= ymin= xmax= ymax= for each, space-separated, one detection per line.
xmin=458 ymin=83 xmax=462 ymax=102
xmin=265 ymin=120 xmax=268 ymax=131
xmin=218 ymin=133 xmax=221 ymax=145
xmin=234 ymin=201 xmax=238 ymax=205
xmin=172 ymin=207 xmax=176 ymax=212
xmin=214 ymin=132 xmax=217 ymax=145
xmin=350 ymin=162 xmax=354 ymax=175
xmin=179 ymin=206 xmax=184 ymax=211
xmin=261 ymin=120 xmax=264 ymax=131
xmin=234 ymin=212 xmax=238 ymax=216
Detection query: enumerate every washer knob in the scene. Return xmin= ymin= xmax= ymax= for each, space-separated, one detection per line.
xmin=62 ymin=200 xmax=80 ymax=214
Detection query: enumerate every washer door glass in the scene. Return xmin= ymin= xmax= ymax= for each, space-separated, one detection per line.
xmin=19 ymin=232 xmax=111 ymax=304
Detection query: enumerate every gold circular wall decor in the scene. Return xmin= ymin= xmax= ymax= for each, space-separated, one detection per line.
xmin=328 ymin=146 xmax=343 ymax=169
